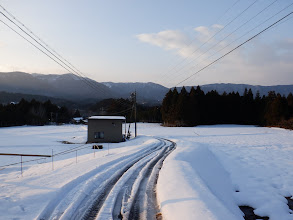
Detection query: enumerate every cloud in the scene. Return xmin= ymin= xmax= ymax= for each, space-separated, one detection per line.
xmin=212 ymin=24 xmax=224 ymax=30
xmin=194 ymin=24 xmax=224 ymax=40
xmin=136 ymin=24 xmax=227 ymax=60
xmin=194 ymin=26 xmax=212 ymax=38
xmin=136 ymin=30 xmax=190 ymax=51
xmin=277 ymin=38 xmax=293 ymax=50
xmin=0 ymin=64 xmax=13 ymax=72
xmin=136 ymin=25 xmax=293 ymax=86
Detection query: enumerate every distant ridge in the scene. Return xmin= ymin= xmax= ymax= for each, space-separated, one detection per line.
xmin=101 ymin=82 xmax=167 ymax=104
xmin=0 ymin=72 xmax=292 ymax=105
xmin=0 ymin=72 xmax=113 ymax=102
xmin=0 ymin=91 xmax=76 ymax=108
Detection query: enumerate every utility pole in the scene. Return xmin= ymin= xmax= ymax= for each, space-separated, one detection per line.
xmin=124 ymin=115 xmax=127 ymax=137
xmin=55 ymin=112 xmax=58 ymax=124
xmin=131 ymin=91 xmax=137 ymax=138
xmin=50 ymin=112 xmax=53 ymax=124
xmin=134 ymin=91 xmax=137 ymax=137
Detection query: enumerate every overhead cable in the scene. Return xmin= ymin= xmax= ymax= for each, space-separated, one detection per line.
xmin=157 ymin=0 xmax=259 ymax=84
xmin=169 ymin=0 xmax=280 ymax=84
xmin=155 ymin=0 xmax=243 ymax=84
xmin=0 ymin=5 xmax=132 ymax=111
xmin=174 ymin=11 xmax=293 ymax=87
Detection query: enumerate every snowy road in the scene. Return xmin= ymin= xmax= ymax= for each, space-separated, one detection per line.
xmin=37 ymin=138 xmax=175 ymax=220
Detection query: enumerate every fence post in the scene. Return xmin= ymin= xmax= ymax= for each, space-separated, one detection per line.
xmin=21 ymin=155 xmax=23 ymax=177
xmin=52 ymin=149 xmax=54 ymax=171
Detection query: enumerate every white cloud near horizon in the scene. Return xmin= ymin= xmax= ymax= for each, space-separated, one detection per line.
xmin=136 ymin=25 xmax=293 ymax=86
xmin=136 ymin=30 xmax=190 ymax=51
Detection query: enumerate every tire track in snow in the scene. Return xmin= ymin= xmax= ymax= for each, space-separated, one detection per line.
xmin=95 ymin=138 xmax=175 ymax=220
xmin=38 ymin=138 xmax=175 ymax=220
xmin=37 ymin=140 xmax=163 ymax=220
xmin=126 ymin=139 xmax=175 ymax=220
xmin=128 ymin=139 xmax=175 ymax=219
xmin=80 ymin=144 xmax=165 ymax=220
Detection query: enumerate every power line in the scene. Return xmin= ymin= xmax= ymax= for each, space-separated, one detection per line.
xmin=0 ymin=10 xmax=110 ymax=98
xmin=191 ymin=0 xmax=259 ymax=56
xmin=155 ymin=0 xmax=243 ymax=84
xmin=0 ymin=4 xmax=82 ymax=77
xmin=205 ymin=1 xmax=293 ymax=63
xmin=0 ymin=5 xmax=66 ymax=63
xmin=216 ymin=0 xmax=242 ymax=22
xmin=175 ymin=11 xmax=293 ymax=87
xmin=109 ymin=107 xmax=133 ymax=115
xmin=156 ymin=0 xmax=259 ymax=85
xmin=0 ymin=4 xmax=110 ymax=96
xmin=0 ymin=19 xmax=74 ymax=76
xmin=0 ymin=13 xmax=109 ymax=100
xmin=0 ymin=4 xmax=136 ymax=105
xmin=0 ymin=5 xmax=132 ymax=112
xmin=168 ymin=0 xmax=280 ymax=84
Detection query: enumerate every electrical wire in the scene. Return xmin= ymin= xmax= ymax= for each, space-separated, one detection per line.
xmin=0 ymin=4 xmax=112 ymax=97
xmin=168 ymin=0 xmax=280 ymax=84
xmin=0 ymin=5 xmax=133 ymax=112
xmin=0 ymin=19 xmax=108 ymax=103
xmin=108 ymin=107 xmax=133 ymax=115
xmin=155 ymin=0 xmax=242 ymax=84
xmin=174 ymin=11 xmax=293 ymax=87
xmin=0 ymin=19 xmax=74 ymax=76
xmin=206 ymin=2 xmax=293 ymax=63
xmin=156 ymin=0 xmax=259 ymax=85
xmin=0 ymin=4 xmax=86 ymax=79
xmin=0 ymin=11 xmax=110 ymax=98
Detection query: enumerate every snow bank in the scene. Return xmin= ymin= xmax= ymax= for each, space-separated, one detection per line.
xmin=149 ymin=124 xmax=293 ymax=220
xmin=1 ymin=124 xmax=293 ymax=219
xmin=157 ymin=141 xmax=242 ymax=220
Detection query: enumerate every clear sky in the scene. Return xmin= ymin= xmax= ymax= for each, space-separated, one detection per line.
xmin=0 ymin=0 xmax=292 ymax=87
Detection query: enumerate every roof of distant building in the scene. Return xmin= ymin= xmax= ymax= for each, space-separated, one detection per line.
xmin=73 ymin=117 xmax=83 ymax=121
xmin=88 ymin=116 xmax=126 ymax=120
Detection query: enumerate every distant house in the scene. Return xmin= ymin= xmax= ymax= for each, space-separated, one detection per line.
xmin=87 ymin=116 xmax=126 ymax=143
xmin=72 ymin=117 xmax=87 ymax=124
xmin=72 ymin=117 xmax=83 ymax=123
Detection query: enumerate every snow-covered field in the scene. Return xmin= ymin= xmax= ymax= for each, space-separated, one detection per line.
xmin=0 ymin=123 xmax=293 ymax=219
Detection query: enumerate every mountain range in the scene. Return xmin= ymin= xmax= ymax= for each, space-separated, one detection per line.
xmin=0 ymin=72 xmax=292 ymax=105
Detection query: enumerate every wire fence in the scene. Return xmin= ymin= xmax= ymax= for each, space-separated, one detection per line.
xmin=0 ymin=143 xmax=103 ymax=177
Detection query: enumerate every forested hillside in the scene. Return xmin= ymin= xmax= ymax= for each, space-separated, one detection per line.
xmin=161 ymin=86 xmax=293 ymax=129
xmin=0 ymin=99 xmax=72 ymax=127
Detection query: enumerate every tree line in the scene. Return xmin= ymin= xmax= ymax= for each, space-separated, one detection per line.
xmin=2 ymin=88 xmax=293 ymax=129
xmin=0 ymin=99 xmax=72 ymax=127
xmin=0 ymin=97 xmax=161 ymax=127
xmin=89 ymin=98 xmax=162 ymax=123
xmin=161 ymin=86 xmax=293 ymax=129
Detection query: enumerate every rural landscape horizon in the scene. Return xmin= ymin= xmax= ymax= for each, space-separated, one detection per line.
xmin=1 ymin=1 xmax=293 ymax=220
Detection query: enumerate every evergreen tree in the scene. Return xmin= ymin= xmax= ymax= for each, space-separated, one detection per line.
xmin=169 ymin=88 xmax=179 ymax=125
xmin=188 ymin=86 xmax=204 ymax=125
xmin=161 ymin=89 xmax=173 ymax=126
xmin=73 ymin=109 xmax=81 ymax=118
xmin=287 ymin=93 xmax=293 ymax=118
xmin=58 ymin=106 xmax=71 ymax=123
xmin=175 ymin=87 xmax=189 ymax=126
